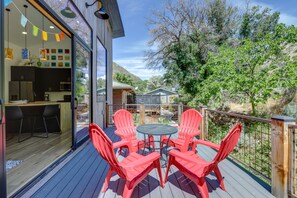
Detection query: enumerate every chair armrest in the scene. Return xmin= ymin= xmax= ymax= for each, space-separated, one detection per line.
xmin=193 ymin=140 xmax=220 ymax=150
xmin=168 ymin=150 xmax=196 ymax=163
xmin=121 ymin=152 xmax=160 ymax=168
xmin=113 ymin=140 xmax=133 ymax=151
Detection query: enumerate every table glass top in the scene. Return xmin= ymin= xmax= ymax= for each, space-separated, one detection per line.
xmin=136 ymin=124 xmax=178 ymax=135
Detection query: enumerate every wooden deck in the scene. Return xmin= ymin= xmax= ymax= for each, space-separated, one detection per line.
xmin=21 ymin=127 xmax=274 ymax=198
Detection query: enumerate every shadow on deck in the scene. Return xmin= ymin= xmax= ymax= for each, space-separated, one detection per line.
xmin=21 ymin=127 xmax=274 ymax=198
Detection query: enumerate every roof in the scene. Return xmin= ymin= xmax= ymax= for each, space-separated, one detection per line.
xmin=112 ymin=81 xmax=134 ymax=90
xmin=144 ymin=88 xmax=177 ymax=96
xmin=103 ymin=0 xmax=125 ymax=38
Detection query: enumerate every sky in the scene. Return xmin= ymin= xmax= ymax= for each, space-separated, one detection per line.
xmin=113 ymin=0 xmax=297 ymax=80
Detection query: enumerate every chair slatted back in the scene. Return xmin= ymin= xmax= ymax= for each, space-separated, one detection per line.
xmin=178 ymin=109 xmax=202 ymax=139
xmin=214 ymin=123 xmax=242 ymax=162
xmin=89 ymin=123 xmax=125 ymax=178
xmin=113 ymin=109 xmax=136 ymax=140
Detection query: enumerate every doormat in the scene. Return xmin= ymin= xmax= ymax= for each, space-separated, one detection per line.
xmin=6 ymin=160 xmax=22 ymax=171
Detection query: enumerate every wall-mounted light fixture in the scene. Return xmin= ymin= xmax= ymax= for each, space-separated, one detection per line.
xmin=85 ymin=0 xmax=109 ymax=20
xmin=61 ymin=0 xmax=76 ymax=18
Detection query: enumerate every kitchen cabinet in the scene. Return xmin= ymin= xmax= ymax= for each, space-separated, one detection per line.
xmin=11 ymin=66 xmax=36 ymax=82
xmin=10 ymin=66 xmax=71 ymax=100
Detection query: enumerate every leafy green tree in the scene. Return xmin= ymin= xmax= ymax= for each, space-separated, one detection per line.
xmin=198 ymin=24 xmax=297 ymax=115
xmin=114 ymin=73 xmax=133 ymax=86
xmin=239 ymin=5 xmax=280 ymax=41
xmin=147 ymin=75 xmax=166 ymax=91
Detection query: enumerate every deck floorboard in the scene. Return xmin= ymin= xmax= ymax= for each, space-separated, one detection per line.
xmin=24 ymin=127 xmax=274 ymax=198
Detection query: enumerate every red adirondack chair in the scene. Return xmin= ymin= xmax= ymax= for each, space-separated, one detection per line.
xmin=164 ymin=123 xmax=242 ymax=198
xmin=113 ymin=109 xmax=154 ymax=152
xmin=89 ymin=123 xmax=164 ymax=198
xmin=161 ymin=109 xmax=202 ymax=152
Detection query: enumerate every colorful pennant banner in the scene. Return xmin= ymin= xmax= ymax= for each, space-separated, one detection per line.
xmin=60 ymin=32 xmax=65 ymax=41
xmin=21 ymin=14 xmax=28 ymax=27
xmin=55 ymin=34 xmax=61 ymax=42
xmin=42 ymin=31 xmax=48 ymax=41
xmin=33 ymin=25 xmax=39 ymax=36
xmin=11 ymin=1 xmax=67 ymax=43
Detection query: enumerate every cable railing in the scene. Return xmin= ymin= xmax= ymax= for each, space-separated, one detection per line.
xmin=203 ymin=108 xmax=272 ymax=184
xmin=106 ymin=103 xmax=297 ymax=194
xmin=107 ymin=103 xmax=195 ymax=126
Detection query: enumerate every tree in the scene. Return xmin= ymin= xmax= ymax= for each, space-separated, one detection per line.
xmin=239 ymin=5 xmax=280 ymax=41
xmin=114 ymin=73 xmax=133 ymax=86
xmin=198 ymin=24 xmax=297 ymax=115
xmin=146 ymin=0 xmax=239 ymax=102
xmin=146 ymin=75 xmax=166 ymax=91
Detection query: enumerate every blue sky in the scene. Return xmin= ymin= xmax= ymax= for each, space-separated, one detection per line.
xmin=113 ymin=0 xmax=297 ymax=80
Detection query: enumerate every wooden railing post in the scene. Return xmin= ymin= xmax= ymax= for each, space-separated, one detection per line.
xmin=178 ymin=103 xmax=182 ymax=125
xmin=201 ymin=106 xmax=208 ymax=140
xmin=271 ymin=116 xmax=295 ymax=198
xmin=140 ymin=103 xmax=145 ymax=125
xmin=288 ymin=124 xmax=297 ymax=196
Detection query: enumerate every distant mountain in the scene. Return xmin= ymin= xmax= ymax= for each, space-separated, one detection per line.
xmin=113 ymin=62 xmax=143 ymax=83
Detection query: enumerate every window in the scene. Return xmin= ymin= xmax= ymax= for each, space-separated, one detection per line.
xmin=96 ymin=38 xmax=106 ymax=101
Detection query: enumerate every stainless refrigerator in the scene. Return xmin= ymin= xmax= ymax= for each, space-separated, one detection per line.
xmin=9 ymin=81 xmax=34 ymax=102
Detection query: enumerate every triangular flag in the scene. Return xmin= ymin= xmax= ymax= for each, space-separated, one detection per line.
xmin=4 ymin=0 xmax=13 ymax=7
xmin=55 ymin=34 xmax=60 ymax=42
xmin=33 ymin=25 xmax=39 ymax=36
xmin=42 ymin=31 xmax=48 ymax=41
xmin=60 ymin=32 xmax=65 ymax=41
xmin=21 ymin=15 xmax=28 ymax=27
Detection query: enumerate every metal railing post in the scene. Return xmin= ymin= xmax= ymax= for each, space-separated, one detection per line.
xmin=105 ymin=102 xmax=109 ymax=127
xmin=271 ymin=116 xmax=295 ymax=198
xmin=140 ymin=103 xmax=145 ymax=125
xmin=201 ymin=106 xmax=208 ymax=140
xmin=178 ymin=103 xmax=182 ymax=124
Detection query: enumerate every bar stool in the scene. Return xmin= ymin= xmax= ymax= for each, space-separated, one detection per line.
xmin=42 ymin=105 xmax=61 ymax=134
xmin=33 ymin=105 xmax=61 ymax=137
xmin=6 ymin=106 xmax=31 ymax=142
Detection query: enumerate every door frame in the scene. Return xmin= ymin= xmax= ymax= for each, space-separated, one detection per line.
xmin=0 ymin=0 xmax=6 ymax=197
xmin=1 ymin=1 xmax=94 ymax=196
xmin=72 ymin=36 xmax=93 ymax=150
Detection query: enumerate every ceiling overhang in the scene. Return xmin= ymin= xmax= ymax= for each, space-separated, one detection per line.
xmin=102 ymin=0 xmax=124 ymax=38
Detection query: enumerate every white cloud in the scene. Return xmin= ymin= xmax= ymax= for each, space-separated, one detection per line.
xmin=116 ymin=40 xmax=148 ymax=55
xmin=228 ymin=0 xmax=297 ymax=26
xmin=280 ymin=13 xmax=297 ymax=26
xmin=114 ymin=57 xmax=164 ymax=80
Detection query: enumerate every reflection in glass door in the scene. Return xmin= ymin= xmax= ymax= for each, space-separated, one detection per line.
xmin=74 ymin=40 xmax=91 ymax=143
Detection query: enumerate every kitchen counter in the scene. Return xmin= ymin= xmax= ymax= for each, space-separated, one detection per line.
xmin=5 ymin=101 xmax=72 ymax=132
xmin=5 ymin=101 xmax=70 ymax=106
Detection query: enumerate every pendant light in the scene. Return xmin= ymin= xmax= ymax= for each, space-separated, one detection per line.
xmin=22 ymin=4 xmax=30 ymax=60
xmin=39 ymin=16 xmax=47 ymax=61
xmin=5 ymin=8 xmax=14 ymax=60
xmin=61 ymin=0 xmax=76 ymax=18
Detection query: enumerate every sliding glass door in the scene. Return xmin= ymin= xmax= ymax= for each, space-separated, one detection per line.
xmin=73 ymin=39 xmax=91 ymax=146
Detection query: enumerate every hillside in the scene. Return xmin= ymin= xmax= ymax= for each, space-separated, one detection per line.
xmin=113 ymin=62 xmax=143 ymax=83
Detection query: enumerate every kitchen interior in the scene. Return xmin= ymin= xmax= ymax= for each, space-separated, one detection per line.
xmin=4 ymin=1 xmax=72 ymax=195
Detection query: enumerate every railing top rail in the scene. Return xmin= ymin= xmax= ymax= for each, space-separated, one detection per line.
xmin=206 ymin=109 xmax=272 ymax=124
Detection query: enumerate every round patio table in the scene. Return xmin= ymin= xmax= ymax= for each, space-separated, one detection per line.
xmin=136 ymin=124 xmax=178 ymax=166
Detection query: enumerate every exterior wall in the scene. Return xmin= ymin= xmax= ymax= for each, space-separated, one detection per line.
xmin=113 ymin=89 xmax=122 ymax=104
xmin=72 ymin=1 xmax=113 ymax=127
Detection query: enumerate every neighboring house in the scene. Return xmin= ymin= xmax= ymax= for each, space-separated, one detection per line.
xmin=141 ymin=88 xmax=178 ymax=104
xmin=112 ymin=81 xmax=135 ymax=104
